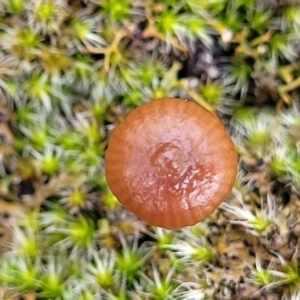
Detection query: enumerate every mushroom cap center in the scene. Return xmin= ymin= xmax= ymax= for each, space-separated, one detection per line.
xmin=150 ymin=141 xmax=188 ymax=179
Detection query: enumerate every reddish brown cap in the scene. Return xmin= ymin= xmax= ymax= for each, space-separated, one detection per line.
xmin=105 ymin=98 xmax=237 ymax=229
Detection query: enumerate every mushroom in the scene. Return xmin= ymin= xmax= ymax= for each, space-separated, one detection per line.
xmin=105 ymin=98 xmax=237 ymax=229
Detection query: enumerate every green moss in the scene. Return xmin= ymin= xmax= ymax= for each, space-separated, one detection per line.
xmin=1 ymin=0 xmax=300 ymax=298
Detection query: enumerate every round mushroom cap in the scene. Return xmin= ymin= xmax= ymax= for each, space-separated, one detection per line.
xmin=105 ymin=98 xmax=237 ymax=229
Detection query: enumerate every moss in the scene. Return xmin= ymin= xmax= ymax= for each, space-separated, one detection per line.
xmin=0 ymin=0 xmax=300 ymax=298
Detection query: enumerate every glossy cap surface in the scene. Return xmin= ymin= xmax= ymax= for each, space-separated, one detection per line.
xmin=105 ymin=98 xmax=237 ymax=229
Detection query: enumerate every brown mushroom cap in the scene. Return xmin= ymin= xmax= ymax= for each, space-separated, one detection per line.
xmin=105 ymin=98 xmax=237 ymax=229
